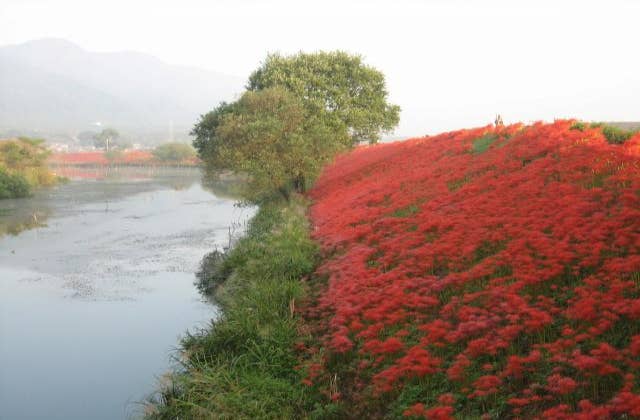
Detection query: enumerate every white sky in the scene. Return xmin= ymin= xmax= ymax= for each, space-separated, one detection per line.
xmin=1 ymin=0 xmax=639 ymax=137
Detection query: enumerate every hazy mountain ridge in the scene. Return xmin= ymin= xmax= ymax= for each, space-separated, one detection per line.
xmin=0 ymin=38 xmax=242 ymax=137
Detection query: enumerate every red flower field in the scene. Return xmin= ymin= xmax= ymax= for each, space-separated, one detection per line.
xmin=48 ymin=150 xmax=200 ymax=168
xmin=303 ymin=121 xmax=640 ymax=418
xmin=49 ymin=150 xmax=155 ymax=165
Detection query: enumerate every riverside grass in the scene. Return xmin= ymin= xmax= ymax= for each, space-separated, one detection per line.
xmin=146 ymin=196 xmax=328 ymax=419
xmin=146 ymin=120 xmax=640 ymax=419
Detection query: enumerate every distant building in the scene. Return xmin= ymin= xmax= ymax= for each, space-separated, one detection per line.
xmin=48 ymin=143 xmax=70 ymax=152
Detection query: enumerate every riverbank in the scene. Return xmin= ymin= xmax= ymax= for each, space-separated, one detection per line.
xmin=146 ymin=196 xmax=324 ymax=418
xmin=150 ymin=120 xmax=640 ymax=419
xmin=0 ymin=137 xmax=62 ymax=199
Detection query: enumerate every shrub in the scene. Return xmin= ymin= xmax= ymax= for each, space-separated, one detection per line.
xmin=601 ymin=124 xmax=638 ymax=144
xmin=152 ymin=143 xmax=197 ymax=162
xmin=0 ymin=137 xmax=57 ymax=193
xmin=570 ymin=121 xmax=639 ymax=144
xmin=570 ymin=121 xmax=587 ymax=131
xmin=0 ymin=167 xmax=31 ymax=199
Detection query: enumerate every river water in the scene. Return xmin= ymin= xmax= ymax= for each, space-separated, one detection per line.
xmin=0 ymin=167 xmax=252 ymax=420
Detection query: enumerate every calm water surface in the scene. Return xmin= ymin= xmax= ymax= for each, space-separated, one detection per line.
xmin=0 ymin=167 xmax=252 ymax=419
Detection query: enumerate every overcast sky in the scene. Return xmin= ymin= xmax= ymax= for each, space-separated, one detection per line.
xmin=1 ymin=0 xmax=639 ymax=137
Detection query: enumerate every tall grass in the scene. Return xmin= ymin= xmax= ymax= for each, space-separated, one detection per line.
xmin=145 ymin=196 xmax=320 ymax=419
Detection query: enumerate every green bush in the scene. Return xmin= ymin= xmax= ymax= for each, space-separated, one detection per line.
xmin=569 ymin=121 xmax=638 ymax=144
xmin=569 ymin=121 xmax=586 ymax=131
xmin=601 ymin=125 xmax=637 ymax=144
xmin=0 ymin=137 xmax=57 ymax=192
xmin=0 ymin=167 xmax=31 ymax=199
xmin=152 ymin=143 xmax=197 ymax=162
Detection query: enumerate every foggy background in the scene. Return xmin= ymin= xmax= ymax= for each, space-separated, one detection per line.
xmin=1 ymin=0 xmax=638 ymax=143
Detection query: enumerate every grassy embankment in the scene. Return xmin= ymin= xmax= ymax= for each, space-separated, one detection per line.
xmin=146 ymin=196 xmax=329 ymax=419
xmin=148 ymin=120 xmax=640 ymax=419
xmin=0 ymin=137 xmax=61 ymax=199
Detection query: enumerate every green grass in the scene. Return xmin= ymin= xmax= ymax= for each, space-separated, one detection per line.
xmin=391 ymin=203 xmax=420 ymax=218
xmin=569 ymin=121 xmax=588 ymax=132
xmin=570 ymin=121 xmax=639 ymax=144
xmin=447 ymin=175 xmax=472 ymax=192
xmin=601 ymin=125 xmax=637 ymax=144
xmin=145 ymin=196 xmax=322 ymax=419
xmin=472 ymin=134 xmax=500 ymax=154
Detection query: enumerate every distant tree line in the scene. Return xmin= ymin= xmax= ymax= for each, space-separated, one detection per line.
xmin=76 ymin=129 xmax=197 ymax=164
xmin=191 ymin=51 xmax=400 ymax=203
xmin=152 ymin=142 xmax=196 ymax=162
xmin=77 ymin=128 xmax=131 ymax=151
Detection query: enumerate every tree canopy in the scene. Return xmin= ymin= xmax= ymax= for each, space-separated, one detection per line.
xmin=0 ymin=138 xmax=48 ymax=169
xmin=191 ymin=101 xmax=237 ymax=166
xmin=152 ymin=142 xmax=197 ymax=162
xmin=213 ymin=87 xmax=346 ymax=201
xmin=247 ymin=51 xmax=400 ymax=145
xmin=93 ymin=128 xmax=120 ymax=150
xmin=192 ymin=51 xmax=399 ymax=202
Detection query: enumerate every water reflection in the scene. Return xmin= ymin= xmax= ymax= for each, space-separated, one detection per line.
xmin=0 ymin=200 xmax=51 ymax=236
xmin=200 ymin=170 xmax=247 ymax=201
xmin=52 ymin=165 xmax=197 ymax=183
xmin=0 ymin=166 xmax=207 ymax=238
xmin=0 ymin=166 xmax=255 ymax=420
xmin=195 ymin=249 xmax=228 ymax=300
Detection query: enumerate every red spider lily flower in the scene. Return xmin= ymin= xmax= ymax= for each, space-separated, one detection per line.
xmin=303 ymin=120 xmax=640 ymax=417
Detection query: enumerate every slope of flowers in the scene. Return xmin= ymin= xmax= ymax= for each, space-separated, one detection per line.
xmin=304 ymin=121 xmax=640 ymax=418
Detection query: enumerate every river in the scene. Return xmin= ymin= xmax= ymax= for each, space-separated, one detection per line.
xmin=0 ymin=167 xmax=252 ymax=420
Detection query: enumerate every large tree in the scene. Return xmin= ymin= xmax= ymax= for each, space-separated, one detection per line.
xmin=212 ymin=87 xmax=347 ymax=201
xmin=93 ymin=128 xmax=120 ymax=151
xmin=247 ymin=51 xmax=400 ymax=144
xmin=191 ymin=101 xmax=237 ymax=166
xmin=192 ymin=51 xmax=400 ymax=202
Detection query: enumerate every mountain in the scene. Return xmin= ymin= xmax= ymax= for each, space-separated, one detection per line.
xmin=0 ymin=38 xmax=243 ymax=138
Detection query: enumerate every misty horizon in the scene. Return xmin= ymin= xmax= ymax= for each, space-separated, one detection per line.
xmin=1 ymin=0 xmax=638 ymax=140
